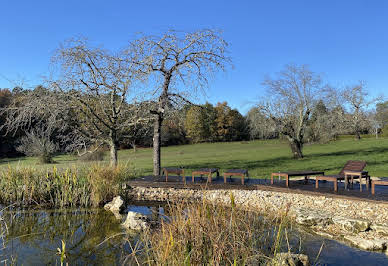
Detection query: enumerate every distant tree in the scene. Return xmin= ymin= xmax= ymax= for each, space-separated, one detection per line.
xmin=161 ymin=109 xmax=187 ymax=146
xmin=342 ymin=81 xmax=379 ymax=140
xmin=246 ymin=107 xmax=277 ymax=140
xmin=1 ymin=86 xmax=68 ymax=154
xmin=128 ymin=29 xmax=232 ymax=175
xmin=376 ymin=101 xmax=388 ymax=129
xmin=0 ymin=89 xmax=17 ymax=156
xmin=258 ymin=64 xmax=325 ymax=159
xmin=214 ymin=102 xmax=246 ymax=141
xmin=306 ymin=100 xmax=329 ymax=142
xmin=185 ymin=106 xmax=205 ymax=143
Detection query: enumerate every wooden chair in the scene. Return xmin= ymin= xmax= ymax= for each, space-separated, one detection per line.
xmin=315 ymin=160 xmax=370 ymax=192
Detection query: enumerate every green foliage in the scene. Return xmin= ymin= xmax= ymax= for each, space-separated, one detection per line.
xmin=185 ymin=102 xmax=247 ymax=143
xmin=381 ymin=125 xmax=388 ymax=138
xmin=214 ymin=102 xmax=247 ymax=141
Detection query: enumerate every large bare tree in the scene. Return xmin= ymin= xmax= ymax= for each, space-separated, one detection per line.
xmin=127 ymin=29 xmax=231 ymax=175
xmin=50 ymin=38 xmax=145 ymax=166
xmin=258 ymin=64 xmax=325 ymax=159
xmin=342 ymin=81 xmax=379 ymax=140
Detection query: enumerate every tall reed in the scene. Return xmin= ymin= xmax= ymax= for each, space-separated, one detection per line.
xmin=135 ymin=195 xmax=294 ymax=265
xmin=0 ymin=165 xmax=133 ymax=208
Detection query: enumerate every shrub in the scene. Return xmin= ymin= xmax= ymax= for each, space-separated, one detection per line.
xmin=16 ymin=129 xmax=57 ymax=164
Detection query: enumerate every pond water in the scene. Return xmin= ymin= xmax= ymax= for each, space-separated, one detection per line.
xmin=0 ymin=202 xmax=387 ymax=265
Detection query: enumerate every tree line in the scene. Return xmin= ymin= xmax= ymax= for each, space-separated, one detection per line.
xmin=1 ymin=29 xmax=387 ymax=174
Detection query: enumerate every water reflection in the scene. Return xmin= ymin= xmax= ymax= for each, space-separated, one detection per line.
xmin=0 ymin=203 xmax=387 ymax=265
xmin=0 ymin=208 xmax=131 ymax=265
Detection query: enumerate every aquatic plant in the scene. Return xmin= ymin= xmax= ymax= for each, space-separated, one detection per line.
xmin=0 ymin=165 xmax=134 ymax=208
xmin=130 ymin=198 xmax=299 ymax=265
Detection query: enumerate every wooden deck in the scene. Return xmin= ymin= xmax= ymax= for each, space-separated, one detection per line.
xmin=127 ymin=175 xmax=388 ymax=203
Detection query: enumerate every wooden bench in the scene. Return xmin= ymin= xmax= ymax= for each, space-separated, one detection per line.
xmin=315 ymin=161 xmax=369 ymax=192
xmin=371 ymin=179 xmax=388 ymax=195
xmin=223 ymin=169 xmax=249 ymax=185
xmin=192 ymin=168 xmax=219 ymax=183
xmin=271 ymin=171 xmax=324 ymax=188
xmin=162 ymin=167 xmax=185 ymax=183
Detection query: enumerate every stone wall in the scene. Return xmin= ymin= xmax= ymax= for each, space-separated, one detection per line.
xmin=127 ymin=186 xmax=388 ymax=252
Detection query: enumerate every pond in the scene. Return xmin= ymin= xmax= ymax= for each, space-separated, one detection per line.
xmin=0 ymin=202 xmax=387 ymax=265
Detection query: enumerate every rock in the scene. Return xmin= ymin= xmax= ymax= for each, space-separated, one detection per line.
xmin=104 ymin=196 xmax=124 ymax=213
xmin=271 ymin=253 xmax=309 ymax=266
xmin=122 ymin=211 xmax=150 ymax=230
xmin=371 ymin=224 xmax=388 ymax=235
xmin=344 ymin=235 xmax=388 ymax=251
xmin=294 ymin=208 xmax=332 ymax=226
xmin=333 ymin=217 xmax=370 ymax=233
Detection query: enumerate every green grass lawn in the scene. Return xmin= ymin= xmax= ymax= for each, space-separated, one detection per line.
xmin=1 ymin=138 xmax=388 ymax=178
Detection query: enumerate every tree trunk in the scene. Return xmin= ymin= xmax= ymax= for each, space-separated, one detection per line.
xmin=355 ymin=131 xmax=361 ymax=140
xmin=109 ymin=130 xmax=118 ymax=167
xmin=153 ymin=113 xmax=163 ymax=176
xmin=132 ymin=141 xmax=137 ymax=153
xmin=289 ymin=139 xmax=303 ymax=159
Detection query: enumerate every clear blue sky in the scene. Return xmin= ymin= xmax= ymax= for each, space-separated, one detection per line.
xmin=1 ymin=0 xmax=387 ymax=113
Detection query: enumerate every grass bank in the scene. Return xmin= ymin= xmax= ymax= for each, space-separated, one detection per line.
xmin=1 ymin=138 xmax=388 ymax=178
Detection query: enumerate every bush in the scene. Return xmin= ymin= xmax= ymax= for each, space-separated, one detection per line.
xmin=16 ymin=129 xmax=57 ymax=164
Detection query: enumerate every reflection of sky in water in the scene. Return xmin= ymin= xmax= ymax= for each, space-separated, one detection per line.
xmin=0 ymin=203 xmax=387 ymax=265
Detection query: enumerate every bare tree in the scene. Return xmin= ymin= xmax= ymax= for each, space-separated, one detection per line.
xmin=127 ymin=29 xmax=231 ymax=175
xmin=50 ymin=38 xmax=146 ymax=166
xmin=258 ymin=64 xmax=325 ymax=158
xmin=246 ymin=107 xmax=277 ymax=140
xmin=342 ymin=81 xmax=379 ymax=140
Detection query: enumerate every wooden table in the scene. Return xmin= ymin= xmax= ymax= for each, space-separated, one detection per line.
xmin=223 ymin=169 xmax=249 ymax=185
xmin=343 ymin=170 xmax=370 ymax=191
xmin=192 ymin=168 xmax=219 ymax=183
xmin=271 ymin=171 xmax=324 ymax=188
xmin=162 ymin=167 xmax=185 ymax=183
xmin=371 ymin=179 xmax=388 ymax=195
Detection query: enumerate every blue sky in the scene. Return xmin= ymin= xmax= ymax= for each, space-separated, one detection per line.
xmin=1 ymin=0 xmax=387 ymax=113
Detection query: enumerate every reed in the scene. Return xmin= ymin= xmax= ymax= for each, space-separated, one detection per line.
xmin=135 ymin=195 xmax=295 ymax=265
xmin=0 ymin=165 xmax=133 ymax=208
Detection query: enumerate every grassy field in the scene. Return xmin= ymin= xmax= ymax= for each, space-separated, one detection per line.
xmin=1 ymin=138 xmax=388 ymax=178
